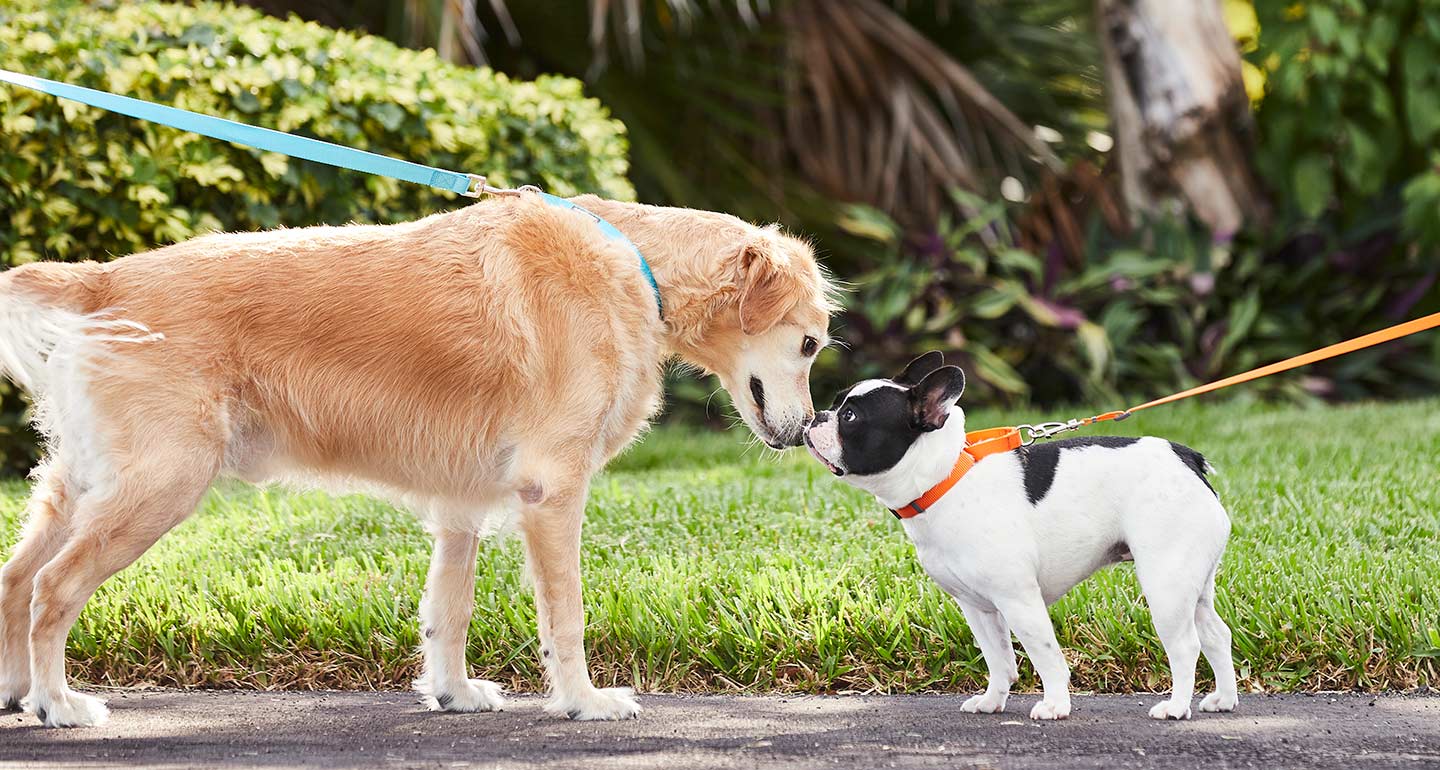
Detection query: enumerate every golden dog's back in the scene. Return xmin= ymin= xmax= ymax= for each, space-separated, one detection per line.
xmin=0 ymin=196 xmax=664 ymax=499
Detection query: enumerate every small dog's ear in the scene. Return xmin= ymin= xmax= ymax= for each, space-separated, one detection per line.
xmin=909 ymin=366 xmax=966 ymax=432
xmin=894 ymin=351 xmax=944 ymax=385
xmin=737 ymin=232 xmax=804 ymax=336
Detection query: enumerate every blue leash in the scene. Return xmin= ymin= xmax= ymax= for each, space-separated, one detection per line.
xmin=0 ymin=68 xmax=662 ymax=317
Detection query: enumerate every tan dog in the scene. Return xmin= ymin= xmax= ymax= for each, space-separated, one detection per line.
xmin=0 ymin=193 xmax=834 ymax=727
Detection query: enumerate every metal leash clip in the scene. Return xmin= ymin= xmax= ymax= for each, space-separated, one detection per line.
xmin=463 ymin=174 xmax=542 ymax=198
xmin=1017 ymin=419 xmax=1085 ymax=446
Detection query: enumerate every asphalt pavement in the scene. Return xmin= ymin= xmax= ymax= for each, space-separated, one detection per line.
xmin=1 ymin=690 xmax=1436 ymax=769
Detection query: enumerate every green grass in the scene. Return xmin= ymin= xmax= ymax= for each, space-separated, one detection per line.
xmin=2 ymin=400 xmax=1438 ymax=695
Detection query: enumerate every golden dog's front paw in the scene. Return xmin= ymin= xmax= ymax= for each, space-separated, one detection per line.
xmin=24 ymin=689 xmax=109 ymax=728
xmin=425 ymin=679 xmax=506 ymax=713
xmin=547 ymin=686 xmax=641 ymax=721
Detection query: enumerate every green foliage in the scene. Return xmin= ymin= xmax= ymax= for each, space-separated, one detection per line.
xmin=1403 ymin=158 xmax=1440 ymax=245
xmin=1250 ymin=0 xmax=1440 ymax=246
xmin=0 ymin=0 xmax=633 ymax=474
xmin=797 ymin=2 xmax=1440 ymax=410
xmin=827 ymin=195 xmax=1440 ymax=407
xmin=329 ymin=0 xmax=1104 ymax=240
xmin=2 ymin=405 xmax=1436 ymax=693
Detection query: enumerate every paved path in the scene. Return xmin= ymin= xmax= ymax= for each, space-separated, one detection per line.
xmin=0 ymin=690 xmax=1436 ymax=769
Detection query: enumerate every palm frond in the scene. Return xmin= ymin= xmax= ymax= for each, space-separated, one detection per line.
xmin=244 ymin=0 xmax=1102 ymax=234
xmin=572 ymin=0 xmax=1071 ymax=224
xmin=778 ymin=0 xmax=1063 ymax=223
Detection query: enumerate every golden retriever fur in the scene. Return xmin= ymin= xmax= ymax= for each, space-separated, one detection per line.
xmin=0 ymin=193 xmax=834 ymax=727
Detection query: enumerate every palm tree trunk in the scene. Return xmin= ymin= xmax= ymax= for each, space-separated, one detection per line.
xmin=1097 ymin=0 xmax=1269 ymax=238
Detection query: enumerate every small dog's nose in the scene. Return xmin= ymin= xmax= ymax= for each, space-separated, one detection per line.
xmin=810 ymin=411 xmax=831 ymax=427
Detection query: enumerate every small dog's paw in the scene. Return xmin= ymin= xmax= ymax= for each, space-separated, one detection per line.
xmin=1199 ymin=691 xmax=1237 ymax=713
xmin=547 ymin=686 xmax=640 ymax=721
xmin=1148 ymin=699 xmax=1193 ymax=720
xmin=24 ymin=689 xmax=109 ymax=728
xmin=425 ymin=679 xmax=506 ymax=713
xmin=961 ymin=692 xmax=1008 ymax=714
xmin=1029 ymin=699 xmax=1070 ymax=720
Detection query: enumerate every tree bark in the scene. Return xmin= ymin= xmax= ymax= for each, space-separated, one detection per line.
xmin=1097 ymin=0 xmax=1269 ymax=238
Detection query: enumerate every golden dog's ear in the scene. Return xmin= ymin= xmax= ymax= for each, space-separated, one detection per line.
xmin=737 ymin=234 xmax=805 ymax=336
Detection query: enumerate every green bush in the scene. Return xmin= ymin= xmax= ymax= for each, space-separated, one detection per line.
xmin=0 ymin=0 xmax=634 ymax=474
xmin=790 ymin=2 xmax=1440 ymax=412
xmin=1250 ymin=0 xmax=1440 ymax=245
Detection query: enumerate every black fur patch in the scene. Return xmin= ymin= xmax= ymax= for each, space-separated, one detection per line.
xmin=894 ymin=351 xmax=945 ymax=385
xmin=1170 ymin=441 xmax=1217 ymax=497
xmin=1017 ymin=436 xmax=1140 ymax=504
xmin=836 ymin=385 xmax=921 ymax=476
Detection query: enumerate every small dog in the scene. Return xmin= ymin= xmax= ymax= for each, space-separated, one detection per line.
xmin=0 ymin=193 xmax=835 ymax=727
xmin=804 ymin=352 xmax=1238 ymax=720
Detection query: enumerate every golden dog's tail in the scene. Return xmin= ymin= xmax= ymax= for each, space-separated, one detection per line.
xmin=0 ymin=263 xmax=160 ymax=397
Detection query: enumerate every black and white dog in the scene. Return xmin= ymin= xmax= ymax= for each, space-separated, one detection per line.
xmin=804 ymin=352 xmax=1238 ymax=720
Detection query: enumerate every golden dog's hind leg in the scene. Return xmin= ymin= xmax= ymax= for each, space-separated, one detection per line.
xmin=416 ymin=528 xmax=505 ymax=712
xmin=24 ymin=451 xmax=217 ymax=727
xmin=520 ymin=482 xmax=639 ymax=721
xmin=0 ymin=463 xmax=74 ymax=709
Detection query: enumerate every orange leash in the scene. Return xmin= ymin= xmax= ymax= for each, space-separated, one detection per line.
xmin=1082 ymin=309 xmax=1440 ymax=426
xmin=892 ymin=311 xmax=1440 ymax=519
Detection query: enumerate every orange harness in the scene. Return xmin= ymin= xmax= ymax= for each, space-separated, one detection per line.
xmin=890 ymin=427 xmax=1023 ymax=518
xmin=891 ymin=310 xmax=1440 ymax=520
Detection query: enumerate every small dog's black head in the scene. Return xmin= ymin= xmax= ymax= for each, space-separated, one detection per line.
xmin=804 ymin=351 xmax=966 ymax=477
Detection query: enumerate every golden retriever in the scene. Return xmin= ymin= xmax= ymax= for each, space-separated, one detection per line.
xmin=0 ymin=193 xmax=835 ymax=727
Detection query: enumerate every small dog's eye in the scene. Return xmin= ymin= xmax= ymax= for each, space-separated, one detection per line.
xmin=841 ymin=407 xmax=857 ymax=422
xmin=801 ymin=335 xmax=819 ymax=357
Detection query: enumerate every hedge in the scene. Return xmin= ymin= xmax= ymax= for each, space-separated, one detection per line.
xmin=0 ymin=0 xmax=634 ymax=474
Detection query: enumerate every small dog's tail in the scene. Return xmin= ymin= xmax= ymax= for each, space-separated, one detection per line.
xmin=0 ymin=264 xmax=161 ymax=399
xmin=1169 ymin=441 xmax=1218 ymax=497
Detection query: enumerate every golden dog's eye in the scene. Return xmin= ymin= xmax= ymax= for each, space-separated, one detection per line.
xmin=801 ymin=335 xmax=819 ymax=356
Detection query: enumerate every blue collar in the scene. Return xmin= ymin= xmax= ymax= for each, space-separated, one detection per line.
xmin=537 ymin=193 xmax=663 ymax=319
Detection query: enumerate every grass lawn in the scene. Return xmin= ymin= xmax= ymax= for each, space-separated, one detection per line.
xmin=1 ymin=399 xmax=1437 ymax=695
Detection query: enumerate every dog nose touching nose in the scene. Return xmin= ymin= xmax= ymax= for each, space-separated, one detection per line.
xmin=810 ymin=412 xmax=830 ymax=427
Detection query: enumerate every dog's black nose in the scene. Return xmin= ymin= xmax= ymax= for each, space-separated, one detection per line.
xmin=810 ymin=411 xmax=831 ymax=427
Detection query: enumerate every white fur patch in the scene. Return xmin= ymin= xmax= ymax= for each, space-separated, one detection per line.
xmin=842 ymin=379 xmax=901 ymax=400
